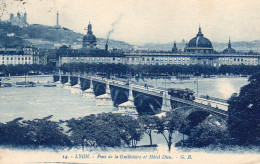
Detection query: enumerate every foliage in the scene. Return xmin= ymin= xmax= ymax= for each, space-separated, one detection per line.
xmin=0 ymin=64 xmax=55 ymax=76
xmin=0 ymin=116 xmax=70 ymax=148
xmin=0 ymin=117 xmax=29 ymax=147
xmin=66 ymin=113 xmax=143 ymax=149
xmin=138 ymin=115 xmax=160 ymax=145
xmin=178 ymin=116 xmax=230 ymax=148
xmin=155 ymin=111 xmax=189 ymax=152
xmin=60 ymin=63 xmax=260 ymax=77
xmin=22 ymin=115 xmax=71 ymax=148
xmin=228 ymin=72 xmax=260 ymax=146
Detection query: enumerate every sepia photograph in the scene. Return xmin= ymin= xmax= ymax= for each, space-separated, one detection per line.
xmin=0 ymin=0 xmax=259 ymax=163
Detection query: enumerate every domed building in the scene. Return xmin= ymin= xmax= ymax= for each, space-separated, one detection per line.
xmin=83 ymin=22 xmax=97 ymax=49
xmin=185 ymin=26 xmax=214 ymax=54
xmin=223 ymin=38 xmax=236 ymax=54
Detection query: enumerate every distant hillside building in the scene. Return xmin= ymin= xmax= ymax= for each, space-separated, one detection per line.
xmin=9 ymin=11 xmax=29 ymax=28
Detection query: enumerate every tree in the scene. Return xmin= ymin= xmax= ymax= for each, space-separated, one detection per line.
xmin=23 ymin=115 xmax=71 ymax=148
xmin=228 ymin=72 xmax=260 ymax=145
xmin=96 ymin=113 xmax=143 ymax=147
xmin=155 ymin=111 xmax=189 ymax=152
xmin=66 ymin=113 xmax=143 ymax=149
xmin=138 ymin=115 xmax=160 ymax=145
xmin=0 ymin=117 xmax=30 ymax=147
xmin=178 ymin=115 xmax=229 ymax=148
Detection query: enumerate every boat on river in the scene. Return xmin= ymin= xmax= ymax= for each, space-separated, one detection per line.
xmin=16 ymin=81 xmax=36 ymax=87
xmin=44 ymin=84 xmax=57 ymax=87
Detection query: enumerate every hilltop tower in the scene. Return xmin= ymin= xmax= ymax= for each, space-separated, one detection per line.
xmin=56 ymin=11 xmax=61 ymax=28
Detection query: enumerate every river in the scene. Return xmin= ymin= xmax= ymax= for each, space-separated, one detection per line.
xmin=0 ymin=75 xmax=248 ymax=123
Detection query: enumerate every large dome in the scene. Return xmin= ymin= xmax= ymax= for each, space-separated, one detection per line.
xmin=185 ymin=27 xmax=214 ymax=54
xmin=188 ymin=36 xmax=212 ymax=48
xmin=187 ymin=27 xmax=212 ymax=48
xmin=83 ymin=34 xmax=96 ymax=43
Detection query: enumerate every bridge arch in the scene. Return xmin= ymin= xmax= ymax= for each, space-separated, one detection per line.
xmin=173 ymin=106 xmax=211 ymax=131
xmin=135 ymin=93 xmax=162 ymax=114
xmin=93 ymin=82 xmax=106 ymax=96
xmin=112 ymin=89 xmax=129 ymax=106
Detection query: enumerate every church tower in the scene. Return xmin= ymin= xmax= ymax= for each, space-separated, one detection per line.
xmin=82 ymin=22 xmax=97 ymax=49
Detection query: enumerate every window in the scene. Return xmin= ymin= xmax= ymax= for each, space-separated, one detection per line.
xmin=142 ymin=57 xmax=145 ymax=61
xmin=29 ymin=57 xmax=31 ymax=60
xmin=11 ymin=57 xmax=13 ymax=60
xmin=92 ymin=57 xmax=95 ymax=60
xmin=152 ymin=57 xmax=154 ymax=61
xmin=87 ymin=57 xmax=89 ymax=60
xmin=6 ymin=57 xmax=9 ymax=60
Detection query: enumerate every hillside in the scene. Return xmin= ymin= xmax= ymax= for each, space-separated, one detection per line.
xmin=0 ymin=22 xmax=133 ymax=50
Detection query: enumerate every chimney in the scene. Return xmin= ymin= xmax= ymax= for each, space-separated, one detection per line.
xmin=105 ymin=43 xmax=108 ymax=51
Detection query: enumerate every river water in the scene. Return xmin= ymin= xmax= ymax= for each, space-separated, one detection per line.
xmin=0 ymin=75 xmax=248 ymax=123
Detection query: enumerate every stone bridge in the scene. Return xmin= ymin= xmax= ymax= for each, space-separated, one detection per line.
xmin=53 ymin=74 xmax=228 ymax=122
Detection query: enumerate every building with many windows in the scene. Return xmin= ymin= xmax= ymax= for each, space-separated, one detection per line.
xmin=57 ymin=24 xmax=260 ymax=67
xmin=0 ymin=47 xmax=40 ymax=65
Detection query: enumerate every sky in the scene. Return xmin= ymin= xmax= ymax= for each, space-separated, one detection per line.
xmin=0 ymin=0 xmax=260 ymax=45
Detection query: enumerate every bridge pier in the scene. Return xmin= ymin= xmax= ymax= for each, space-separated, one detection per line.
xmin=71 ymin=76 xmax=82 ymax=94
xmin=83 ymin=77 xmax=95 ymax=98
xmin=161 ymin=90 xmax=172 ymax=112
xmin=63 ymin=73 xmax=71 ymax=89
xmin=95 ymin=79 xmax=113 ymax=106
xmin=117 ymin=83 xmax=138 ymax=115
xmin=55 ymin=69 xmax=62 ymax=87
